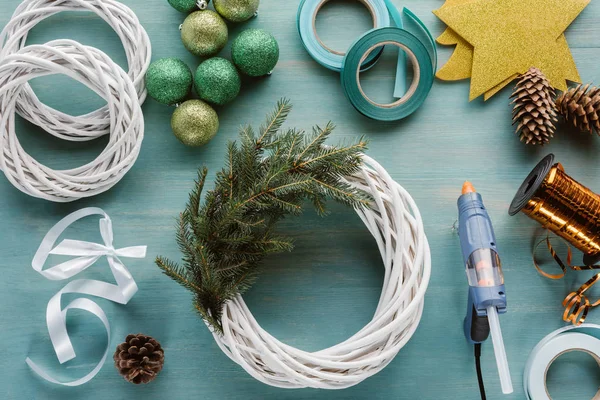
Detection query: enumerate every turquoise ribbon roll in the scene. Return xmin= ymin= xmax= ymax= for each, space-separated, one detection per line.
xmin=341 ymin=26 xmax=434 ymax=121
xmin=297 ymin=0 xmax=390 ymax=71
xmin=297 ymin=0 xmax=437 ymax=121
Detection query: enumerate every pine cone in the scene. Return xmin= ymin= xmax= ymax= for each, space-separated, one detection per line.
xmin=556 ymin=84 xmax=600 ymax=135
xmin=113 ymin=334 xmax=164 ymax=384
xmin=510 ymin=67 xmax=558 ymax=145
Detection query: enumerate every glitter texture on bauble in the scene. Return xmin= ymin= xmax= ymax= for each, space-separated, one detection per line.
xmin=195 ymin=57 xmax=241 ymax=106
xmin=171 ymin=100 xmax=219 ymax=147
xmin=168 ymin=0 xmax=198 ymax=13
xmin=231 ymin=29 xmax=279 ymax=77
xmin=145 ymin=58 xmax=192 ymax=105
xmin=181 ymin=10 xmax=228 ymax=57
xmin=214 ymin=0 xmax=259 ymax=22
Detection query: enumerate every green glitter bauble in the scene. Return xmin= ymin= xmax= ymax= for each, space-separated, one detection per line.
xmin=145 ymin=58 xmax=193 ymax=105
xmin=181 ymin=10 xmax=228 ymax=58
xmin=171 ymin=100 xmax=219 ymax=147
xmin=213 ymin=0 xmax=259 ymax=22
xmin=167 ymin=0 xmax=198 ymax=13
xmin=231 ymin=29 xmax=279 ymax=77
xmin=194 ymin=57 xmax=241 ymax=106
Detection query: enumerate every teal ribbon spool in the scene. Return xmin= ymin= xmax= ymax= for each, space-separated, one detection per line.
xmin=297 ymin=0 xmax=437 ymax=121
xmin=341 ymin=25 xmax=435 ymax=121
xmin=297 ymin=0 xmax=390 ymax=72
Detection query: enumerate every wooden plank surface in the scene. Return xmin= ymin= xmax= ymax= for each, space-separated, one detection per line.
xmin=1 ymin=0 xmax=599 ymax=398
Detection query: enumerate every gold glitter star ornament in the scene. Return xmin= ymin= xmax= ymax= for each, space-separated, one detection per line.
xmin=434 ymin=0 xmax=589 ymax=100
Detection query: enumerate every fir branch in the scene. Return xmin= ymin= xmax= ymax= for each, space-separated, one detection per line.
xmin=257 ymin=98 xmax=292 ymax=144
xmin=155 ymin=256 xmax=201 ymax=292
xmin=156 ymin=100 xmax=369 ymax=333
xmin=295 ymin=123 xmax=334 ymax=163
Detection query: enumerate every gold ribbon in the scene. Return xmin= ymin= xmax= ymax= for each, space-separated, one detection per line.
xmin=533 ymin=234 xmax=600 ymax=325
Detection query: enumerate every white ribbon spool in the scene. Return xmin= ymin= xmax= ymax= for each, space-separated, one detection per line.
xmin=0 ymin=0 xmax=151 ymax=141
xmin=212 ymin=155 xmax=432 ymax=389
xmin=524 ymin=324 xmax=600 ymax=399
xmin=0 ymin=40 xmax=144 ymax=202
xmin=26 ymin=207 xmax=147 ymax=386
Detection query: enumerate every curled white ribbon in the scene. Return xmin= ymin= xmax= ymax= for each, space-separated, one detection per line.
xmin=26 ymin=207 xmax=147 ymax=386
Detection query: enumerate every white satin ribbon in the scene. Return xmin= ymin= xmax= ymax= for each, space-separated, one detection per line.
xmin=26 ymin=207 xmax=147 ymax=386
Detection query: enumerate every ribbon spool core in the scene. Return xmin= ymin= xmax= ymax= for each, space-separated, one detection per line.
xmin=357 ymin=41 xmax=420 ymax=108
xmin=312 ymin=0 xmax=376 ymax=56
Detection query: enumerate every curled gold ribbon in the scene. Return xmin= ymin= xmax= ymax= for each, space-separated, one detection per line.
xmin=533 ymin=233 xmax=600 ymax=326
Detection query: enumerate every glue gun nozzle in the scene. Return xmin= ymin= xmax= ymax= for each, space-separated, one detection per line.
xmin=462 ymin=181 xmax=476 ymax=195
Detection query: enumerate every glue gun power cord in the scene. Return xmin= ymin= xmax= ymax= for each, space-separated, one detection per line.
xmin=475 ymin=343 xmax=486 ymax=400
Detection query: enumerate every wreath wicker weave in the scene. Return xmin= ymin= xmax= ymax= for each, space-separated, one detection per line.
xmin=212 ymin=154 xmax=431 ymax=388
xmin=0 ymin=40 xmax=144 ymax=202
xmin=0 ymin=0 xmax=151 ymax=141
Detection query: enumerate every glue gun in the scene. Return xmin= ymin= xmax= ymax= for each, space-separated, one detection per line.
xmin=458 ymin=182 xmax=513 ymax=395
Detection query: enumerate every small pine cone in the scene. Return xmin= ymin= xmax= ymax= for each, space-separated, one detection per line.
xmin=113 ymin=334 xmax=164 ymax=384
xmin=556 ymin=84 xmax=600 ymax=135
xmin=510 ymin=67 xmax=558 ymax=145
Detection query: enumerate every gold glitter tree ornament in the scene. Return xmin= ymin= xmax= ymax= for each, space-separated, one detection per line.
xmin=180 ymin=10 xmax=228 ymax=57
xmin=434 ymin=0 xmax=589 ymax=100
xmin=511 ymin=68 xmax=558 ymax=146
xmin=214 ymin=0 xmax=259 ymax=22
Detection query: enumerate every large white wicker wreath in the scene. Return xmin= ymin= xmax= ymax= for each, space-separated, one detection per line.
xmin=210 ymin=154 xmax=432 ymax=389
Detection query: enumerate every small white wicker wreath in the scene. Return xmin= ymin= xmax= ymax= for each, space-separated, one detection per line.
xmin=0 ymin=40 xmax=144 ymax=202
xmin=0 ymin=0 xmax=151 ymax=141
xmin=211 ymin=155 xmax=432 ymax=389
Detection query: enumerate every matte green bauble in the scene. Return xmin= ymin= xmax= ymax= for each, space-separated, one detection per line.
xmin=231 ymin=29 xmax=279 ymax=77
xmin=194 ymin=58 xmax=241 ymax=106
xmin=145 ymin=58 xmax=193 ymax=105
xmin=171 ymin=100 xmax=219 ymax=147
xmin=214 ymin=0 xmax=259 ymax=22
xmin=168 ymin=0 xmax=204 ymax=13
xmin=181 ymin=10 xmax=228 ymax=58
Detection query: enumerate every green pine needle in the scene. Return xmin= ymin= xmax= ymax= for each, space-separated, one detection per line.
xmin=156 ymin=99 xmax=370 ymax=332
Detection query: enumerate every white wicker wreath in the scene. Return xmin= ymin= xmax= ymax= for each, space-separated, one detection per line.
xmin=211 ymin=154 xmax=432 ymax=389
xmin=0 ymin=40 xmax=144 ymax=202
xmin=0 ymin=0 xmax=151 ymax=141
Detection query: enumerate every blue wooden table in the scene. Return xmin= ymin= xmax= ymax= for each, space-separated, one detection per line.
xmin=1 ymin=0 xmax=599 ymax=398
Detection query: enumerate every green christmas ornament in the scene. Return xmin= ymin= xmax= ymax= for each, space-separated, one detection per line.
xmin=181 ymin=10 xmax=228 ymax=58
xmin=171 ymin=100 xmax=219 ymax=147
xmin=231 ymin=29 xmax=279 ymax=77
xmin=168 ymin=0 xmax=206 ymax=13
xmin=213 ymin=0 xmax=259 ymax=22
xmin=194 ymin=58 xmax=241 ymax=106
xmin=146 ymin=58 xmax=193 ymax=105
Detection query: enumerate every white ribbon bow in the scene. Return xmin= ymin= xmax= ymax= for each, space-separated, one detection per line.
xmin=26 ymin=207 xmax=147 ymax=386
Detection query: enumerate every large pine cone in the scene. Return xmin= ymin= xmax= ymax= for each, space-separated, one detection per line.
xmin=113 ymin=334 xmax=164 ymax=384
xmin=556 ymin=84 xmax=600 ymax=135
xmin=510 ymin=67 xmax=558 ymax=146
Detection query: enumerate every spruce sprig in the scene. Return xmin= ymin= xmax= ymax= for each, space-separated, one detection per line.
xmin=156 ymin=99 xmax=370 ymax=332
